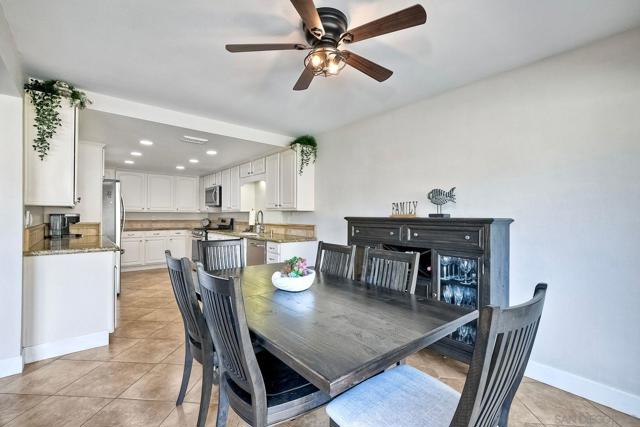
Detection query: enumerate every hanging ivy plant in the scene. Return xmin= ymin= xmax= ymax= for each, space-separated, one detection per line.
xmin=24 ymin=79 xmax=92 ymax=160
xmin=290 ymin=135 xmax=317 ymax=175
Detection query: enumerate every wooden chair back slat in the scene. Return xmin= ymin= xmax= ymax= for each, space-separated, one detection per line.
xmin=451 ymin=283 xmax=547 ymax=427
xmin=201 ymin=239 xmax=245 ymax=271
xmin=360 ymin=247 xmax=420 ymax=294
xmin=315 ymin=241 xmax=356 ymax=279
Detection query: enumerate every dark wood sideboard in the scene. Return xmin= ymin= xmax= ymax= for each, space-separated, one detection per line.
xmin=345 ymin=217 xmax=513 ymax=363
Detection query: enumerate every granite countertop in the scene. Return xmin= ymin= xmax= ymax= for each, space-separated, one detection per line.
xmin=123 ymin=227 xmax=193 ymax=231
xmin=24 ymin=235 xmax=120 ymax=257
xmin=208 ymin=230 xmax=317 ymax=243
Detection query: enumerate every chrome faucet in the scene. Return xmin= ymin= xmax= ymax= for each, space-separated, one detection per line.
xmin=256 ymin=210 xmax=265 ymax=234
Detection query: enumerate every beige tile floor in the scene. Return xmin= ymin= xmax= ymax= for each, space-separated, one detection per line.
xmin=0 ymin=268 xmax=637 ymax=427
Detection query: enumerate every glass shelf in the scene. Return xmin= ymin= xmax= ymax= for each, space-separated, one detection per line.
xmin=438 ymin=254 xmax=479 ymax=346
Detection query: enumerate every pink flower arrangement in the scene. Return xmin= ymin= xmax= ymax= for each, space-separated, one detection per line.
xmin=280 ymin=256 xmax=311 ymax=278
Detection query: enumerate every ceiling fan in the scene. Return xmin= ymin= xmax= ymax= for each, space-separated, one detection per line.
xmin=225 ymin=1 xmax=427 ymax=90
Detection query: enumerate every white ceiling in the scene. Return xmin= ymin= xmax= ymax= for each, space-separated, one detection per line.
xmin=2 ymin=0 xmax=640 ymax=136
xmin=80 ymin=109 xmax=279 ymax=176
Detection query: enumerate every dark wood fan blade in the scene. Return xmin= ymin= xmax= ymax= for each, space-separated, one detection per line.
xmin=343 ymin=4 xmax=427 ymax=44
xmin=225 ymin=43 xmax=309 ymax=52
xmin=290 ymin=0 xmax=325 ymax=39
xmin=343 ymin=50 xmax=393 ymax=82
xmin=293 ymin=67 xmax=315 ymax=91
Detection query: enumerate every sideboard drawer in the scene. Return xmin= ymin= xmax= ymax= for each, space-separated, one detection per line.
xmin=350 ymin=224 xmax=402 ymax=243
xmin=405 ymin=226 xmax=483 ymax=250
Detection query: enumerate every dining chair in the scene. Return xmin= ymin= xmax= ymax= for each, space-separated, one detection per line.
xmin=200 ymin=239 xmax=245 ymax=271
xmin=360 ymin=247 xmax=420 ymax=294
xmin=165 ymin=251 xmax=218 ymax=427
xmin=327 ymin=283 xmax=548 ymax=427
xmin=315 ymin=241 xmax=356 ymax=279
xmin=196 ymin=263 xmax=331 ymax=427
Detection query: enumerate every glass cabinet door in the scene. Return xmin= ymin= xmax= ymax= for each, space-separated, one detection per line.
xmin=435 ymin=252 xmax=481 ymax=346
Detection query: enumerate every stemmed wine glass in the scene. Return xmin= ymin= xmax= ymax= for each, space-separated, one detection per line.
xmin=459 ymin=325 xmax=469 ymax=344
xmin=441 ymin=256 xmax=453 ymax=280
xmin=458 ymin=258 xmax=476 ymax=285
xmin=453 ymin=286 xmax=464 ymax=306
xmin=442 ymin=285 xmax=453 ymax=304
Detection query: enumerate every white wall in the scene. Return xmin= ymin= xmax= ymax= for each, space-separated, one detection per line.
xmin=0 ymin=94 xmax=23 ymax=376
xmin=291 ymin=28 xmax=640 ymax=415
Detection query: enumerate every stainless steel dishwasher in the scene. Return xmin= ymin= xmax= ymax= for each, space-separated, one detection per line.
xmin=246 ymin=239 xmax=266 ymax=265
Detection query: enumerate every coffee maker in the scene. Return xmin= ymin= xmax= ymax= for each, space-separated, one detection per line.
xmin=49 ymin=213 xmax=81 ymax=238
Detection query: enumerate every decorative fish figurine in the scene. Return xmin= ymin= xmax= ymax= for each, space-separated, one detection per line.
xmin=427 ymin=187 xmax=456 ymax=206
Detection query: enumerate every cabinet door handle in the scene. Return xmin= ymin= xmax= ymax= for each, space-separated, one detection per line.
xmin=355 ymin=229 xmax=360 ymax=233
xmin=413 ymin=232 xmax=418 ymax=237
xmin=464 ymin=235 xmax=471 ymax=240
xmin=389 ymin=231 xmax=394 ymax=236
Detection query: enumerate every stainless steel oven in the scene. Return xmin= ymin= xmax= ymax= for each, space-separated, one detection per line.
xmin=205 ymin=185 xmax=222 ymax=208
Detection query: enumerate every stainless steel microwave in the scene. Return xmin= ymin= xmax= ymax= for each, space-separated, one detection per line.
xmin=205 ymin=185 xmax=221 ymax=207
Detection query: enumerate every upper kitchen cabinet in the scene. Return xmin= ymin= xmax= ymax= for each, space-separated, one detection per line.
xmin=147 ymin=174 xmax=174 ymax=211
xmin=116 ymin=170 xmax=199 ymax=212
xmin=117 ymin=171 xmax=147 ymax=211
xmin=265 ymin=148 xmax=314 ymax=211
xmin=23 ymin=95 xmax=78 ymax=206
xmin=239 ymin=157 xmax=266 ymax=179
xmin=174 ymin=176 xmax=199 ymax=211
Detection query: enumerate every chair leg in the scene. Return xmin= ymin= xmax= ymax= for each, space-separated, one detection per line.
xmin=216 ymin=383 xmax=229 ymax=427
xmin=176 ymin=339 xmax=193 ymax=405
xmin=197 ymin=358 xmax=214 ymax=427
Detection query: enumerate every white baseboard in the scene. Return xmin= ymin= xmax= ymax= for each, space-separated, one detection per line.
xmin=526 ymin=361 xmax=640 ymax=418
xmin=0 ymin=355 xmax=23 ymax=378
xmin=122 ymin=263 xmax=166 ymax=272
xmin=23 ymin=331 xmax=109 ymax=363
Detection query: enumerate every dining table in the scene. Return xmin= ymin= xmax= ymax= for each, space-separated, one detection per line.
xmin=194 ymin=263 xmax=478 ymax=398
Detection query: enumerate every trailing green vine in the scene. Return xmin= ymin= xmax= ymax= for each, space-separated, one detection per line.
xmin=24 ymin=79 xmax=92 ymax=160
xmin=290 ymin=135 xmax=317 ymax=175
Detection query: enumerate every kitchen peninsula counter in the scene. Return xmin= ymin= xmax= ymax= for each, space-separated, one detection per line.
xmin=24 ymin=235 xmax=119 ymax=256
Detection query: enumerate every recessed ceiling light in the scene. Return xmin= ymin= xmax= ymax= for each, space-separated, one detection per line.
xmin=176 ymin=165 xmax=185 ymax=170
xmin=206 ymin=150 xmax=217 ymax=155
xmin=183 ymin=135 xmax=208 ymax=143
xmin=189 ymin=159 xmax=199 ymax=163
xmin=124 ymin=160 xmax=135 ymax=164
xmin=130 ymin=151 xmax=142 ymax=156
xmin=140 ymin=139 xmax=153 ymax=146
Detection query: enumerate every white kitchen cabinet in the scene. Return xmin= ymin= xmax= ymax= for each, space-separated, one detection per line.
xmin=265 ymin=240 xmax=317 ymax=265
xmin=279 ymin=149 xmax=297 ymax=209
xmin=265 ymin=153 xmax=280 ymax=209
xmin=117 ymin=171 xmax=147 ymax=211
xmin=121 ymin=238 xmax=144 ymax=266
xmin=239 ymin=162 xmax=252 ymax=178
xmin=252 ymin=157 xmax=266 ymax=175
xmin=144 ymin=236 xmax=167 ymax=264
xmin=174 ymin=176 xmax=199 ymax=211
xmin=264 ymin=149 xmax=314 ymax=211
xmin=215 ymin=172 xmax=222 ymax=186
xmin=43 ymin=142 xmax=105 ymax=222
xmin=147 ymin=174 xmax=174 ymax=211
xmin=166 ymin=235 xmax=187 ymax=259
xmin=24 ymin=94 xmax=78 ymax=206
xmin=230 ymin=166 xmax=240 ymax=211
xmin=221 ymin=168 xmax=231 ymax=210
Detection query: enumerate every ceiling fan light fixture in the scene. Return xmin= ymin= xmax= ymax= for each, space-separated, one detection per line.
xmin=304 ymin=47 xmax=346 ymax=77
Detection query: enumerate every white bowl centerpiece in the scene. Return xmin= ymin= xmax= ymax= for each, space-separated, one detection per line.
xmin=271 ymin=256 xmax=315 ymax=292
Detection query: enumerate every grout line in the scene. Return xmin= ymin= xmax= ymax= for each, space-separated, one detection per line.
xmin=78 ymin=397 xmax=115 ymax=427
xmin=585 ymin=400 xmax=623 ymax=427
xmin=515 ymin=395 xmax=545 ymax=425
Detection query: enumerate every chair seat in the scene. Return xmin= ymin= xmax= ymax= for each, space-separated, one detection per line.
xmin=326 ymin=365 xmax=460 ymax=427
xmin=226 ymin=350 xmax=330 ymax=425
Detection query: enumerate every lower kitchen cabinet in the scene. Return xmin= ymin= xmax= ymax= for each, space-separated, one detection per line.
xmin=266 ymin=240 xmax=318 ymax=265
xmin=121 ymin=238 xmax=144 ymax=266
xmin=121 ymin=230 xmax=189 ymax=271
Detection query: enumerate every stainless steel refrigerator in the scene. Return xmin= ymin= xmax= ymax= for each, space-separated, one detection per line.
xmin=102 ymin=179 xmax=124 ymax=296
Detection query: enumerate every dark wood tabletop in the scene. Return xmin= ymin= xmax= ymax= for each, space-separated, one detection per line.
xmin=195 ymin=263 xmax=478 ymax=397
